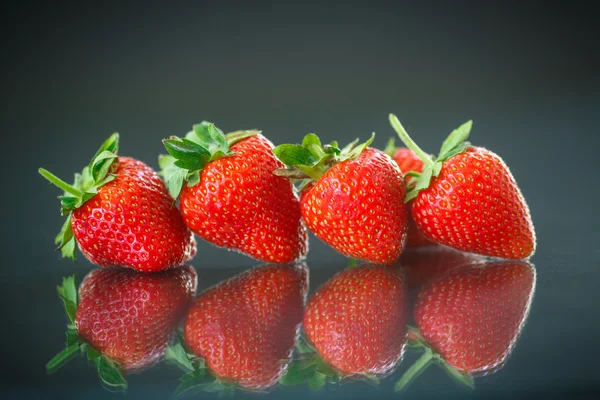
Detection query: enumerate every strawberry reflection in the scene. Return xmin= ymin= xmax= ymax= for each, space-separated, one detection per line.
xmin=395 ymin=260 xmax=536 ymax=391
xmin=46 ymin=266 xmax=197 ymax=390
xmin=169 ymin=263 xmax=308 ymax=395
xmin=280 ymin=264 xmax=408 ymax=389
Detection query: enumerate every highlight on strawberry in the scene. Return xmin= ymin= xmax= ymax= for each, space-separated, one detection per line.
xmin=160 ymin=122 xmax=308 ymax=264
xmin=395 ymin=261 xmax=536 ymax=391
xmin=46 ymin=266 xmax=197 ymax=391
xmin=273 ymin=133 xmax=408 ymax=264
xmin=38 ymin=134 xmax=196 ymax=272
xmin=166 ymin=263 xmax=308 ymax=396
xmin=388 ymin=114 xmax=536 ymax=260
xmin=280 ymin=264 xmax=409 ymax=389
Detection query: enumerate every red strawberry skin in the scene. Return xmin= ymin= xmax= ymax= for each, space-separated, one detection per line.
xmin=75 ymin=266 xmax=197 ymax=372
xmin=412 ymin=147 xmax=536 ymax=259
xmin=179 ymin=134 xmax=307 ymax=264
xmin=392 ymin=147 xmax=425 ymax=184
xmin=72 ymin=157 xmax=196 ymax=272
xmin=300 ymin=148 xmax=408 ymax=264
xmin=414 ymin=261 xmax=536 ymax=374
xmin=391 ymin=147 xmax=435 ymax=249
xmin=303 ymin=265 xmax=408 ymax=376
xmin=184 ymin=264 xmax=308 ymax=390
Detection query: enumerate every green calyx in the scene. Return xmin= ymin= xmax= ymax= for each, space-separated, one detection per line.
xmin=160 ymin=121 xmax=259 ymax=200
xmin=166 ymin=330 xmax=237 ymax=398
xmin=46 ymin=275 xmax=127 ymax=391
xmin=388 ymin=114 xmax=473 ymax=202
xmin=394 ymin=326 xmax=474 ymax=392
xmin=38 ymin=133 xmax=120 ymax=261
xmin=279 ymin=336 xmax=342 ymax=391
xmin=273 ymin=132 xmax=375 ymax=183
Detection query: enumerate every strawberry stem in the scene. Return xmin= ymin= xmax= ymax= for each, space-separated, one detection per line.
xmin=394 ymin=347 xmax=434 ymax=392
xmin=39 ymin=168 xmax=83 ymax=197
xmin=388 ymin=114 xmax=434 ymax=168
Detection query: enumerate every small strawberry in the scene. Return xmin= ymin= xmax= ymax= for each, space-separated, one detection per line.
xmin=395 ymin=247 xmax=482 ymax=291
xmin=298 ymin=264 xmax=408 ymax=384
xmin=274 ymin=133 xmax=408 ymax=264
xmin=389 ymin=114 xmax=536 ymax=259
xmin=39 ymin=133 xmax=196 ymax=272
xmin=46 ymin=266 xmax=197 ymax=390
xmin=160 ymin=122 xmax=307 ymax=264
xmin=167 ymin=263 xmax=307 ymax=394
xmin=384 ymin=138 xmax=436 ymax=249
xmin=395 ymin=261 xmax=536 ymax=391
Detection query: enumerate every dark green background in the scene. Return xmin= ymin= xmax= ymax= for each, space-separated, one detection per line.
xmin=2 ymin=1 xmax=598 ymax=399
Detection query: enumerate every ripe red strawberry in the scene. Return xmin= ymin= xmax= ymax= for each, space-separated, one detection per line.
xmin=395 ymin=261 xmax=536 ymax=391
xmin=389 ymin=114 xmax=536 ymax=259
xmin=39 ymin=134 xmax=196 ymax=272
xmin=175 ymin=263 xmax=307 ymax=392
xmin=161 ymin=122 xmax=307 ymax=264
xmin=274 ymin=134 xmax=408 ymax=264
xmin=396 ymin=247 xmax=481 ymax=291
xmin=385 ymin=139 xmax=436 ymax=249
xmin=46 ymin=266 xmax=197 ymax=390
xmin=303 ymin=264 xmax=408 ymax=377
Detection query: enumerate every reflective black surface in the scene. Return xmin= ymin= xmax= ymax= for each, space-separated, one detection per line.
xmin=3 ymin=1 xmax=599 ymax=399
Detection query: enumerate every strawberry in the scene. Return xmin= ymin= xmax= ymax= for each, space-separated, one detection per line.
xmin=168 ymin=263 xmax=307 ymax=394
xmin=389 ymin=114 xmax=536 ymax=259
xmin=396 ymin=247 xmax=481 ymax=291
xmin=46 ymin=266 xmax=197 ymax=390
xmin=274 ymin=133 xmax=408 ymax=264
xmin=384 ymin=139 xmax=436 ymax=249
xmin=39 ymin=133 xmax=196 ymax=272
xmin=160 ymin=122 xmax=307 ymax=264
xmin=395 ymin=261 xmax=536 ymax=391
xmin=300 ymin=264 xmax=408 ymax=381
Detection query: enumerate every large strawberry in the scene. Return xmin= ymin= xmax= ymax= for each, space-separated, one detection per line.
xmin=160 ymin=122 xmax=307 ymax=264
xmin=384 ymin=139 xmax=436 ymax=249
xmin=39 ymin=133 xmax=196 ymax=272
xmin=389 ymin=114 xmax=536 ymax=259
xmin=395 ymin=261 xmax=536 ymax=391
xmin=282 ymin=264 xmax=407 ymax=389
xmin=274 ymin=133 xmax=408 ymax=264
xmin=166 ymin=263 xmax=307 ymax=395
xmin=46 ymin=266 xmax=197 ymax=390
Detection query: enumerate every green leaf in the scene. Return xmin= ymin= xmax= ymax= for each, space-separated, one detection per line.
xmin=66 ymin=326 xmax=80 ymax=346
xmin=165 ymin=342 xmax=195 ymax=372
xmin=405 ymin=164 xmax=433 ymax=202
xmin=438 ymin=120 xmax=473 ymax=160
xmin=295 ymin=337 xmax=314 ymax=354
xmin=280 ymin=363 xmax=318 ymax=386
xmin=225 ymin=129 xmax=260 ymax=147
xmin=90 ymin=150 xmax=118 ymax=183
xmin=362 ymin=372 xmax=380 ymax=386
xmin=192 ymin=122 xmax=231 ymax=158
xmin=89 ymin=133 xmax=119 ymax=167
xmin=96 ymin=355 xmax=127 ymax=391
xmin=394 ymin=347 xmax=434 ymax=392
xmin=273 ymin=144 xmax=319 ymax=167
xmin=86 ymin=345 xmax=102 ymax=361
xmin=345 ymin=132 xmax=375 ymax=160
xmin=55 ymin=213 xmax=76 ymax=261
xmin=57 ymin=275 xmax=77 ymax=324
xmin=432 ymin=160 xmax=443 ymax=177
xmin=163 ymin=138 xmax=211 ymax=171
xmin=384 ymin=137 xmax=396 ymax=157
xmin=60 ymin=237 xmax=76 ymax=261
xmin=340 ymin=138 xmax=359 ymax=155
xmin=174 ymin=370 xmax=215 ymax=398
xmin=308 ymin=371 xmax=327 ymax=391
xmin=436 ymin=357 xmax=475 ymax=389
xmin=167 ymin=168 xmax=189 ymax=200
xmin=302 ymin=133 xmax=322 ymax=148
xmin=46 ymin=343 xmax=81 ymax=374
xmin=347 ymin=258 xmax=359 ymax=268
